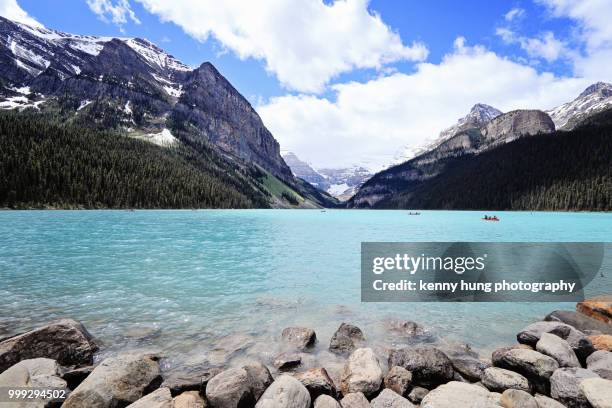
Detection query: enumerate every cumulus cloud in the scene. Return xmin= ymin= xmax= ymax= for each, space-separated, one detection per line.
xmin=496 ymin=28 xmax=570 ymax=62
xmin=504 ymin=7 xmax=525 ymax=22
xmin=0 ymin=0 xmax=42 ymax=27
xmin=258 ymin=38 xmax=590 ymax=169
xmin=87 ymin=0 xmax=141 ymax=27
xmin=135 ymin=0 xmax=428 ymax=93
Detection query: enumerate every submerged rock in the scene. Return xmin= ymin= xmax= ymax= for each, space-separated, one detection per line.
xmin=329 ymin=323 xmax=365 ymax=356
xmin=371 ymin=388 xmax=415 ymax=408
xmin=579 ymin=377 xmax=612 ymax=408
xmin=586 ymin=350 xmax=612 ymax=379
xmin=550 ymin=367 xmax=599 ymax=408
xmin=293 ymin=367 xmax=337 ymax=399
xmin=62 ymin=353 xmax=162 ymax=408
xmin=388 ymin=346 xmax=454 ymax=387
xmin=255 ymin=375 xmax=310 ymax=408
xmin=536 ymin=333 xmax=581 ymax=368
xmin=482 ymin=367 xmax=530 ymax=393
xmin=0 ymin=319 xmax=98 ymax=372
xmin=340 ymin=392 xmax=369 ymax=408
xmin=281 ymin=327 xmax=316 ymax=350
xmin=384 ymin=366 xmax=413 ymax=396
xmin=340 ymin=347 xmax=383 ymax=397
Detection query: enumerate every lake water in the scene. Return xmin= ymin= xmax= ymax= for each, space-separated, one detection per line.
xmin=1 ymin=210 xmax=611 ymax=377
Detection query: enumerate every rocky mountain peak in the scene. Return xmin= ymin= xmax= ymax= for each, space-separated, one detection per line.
xmin=579 ymin=82 xmax=612 ymax=98
xmin=468 ymin=103 xmax=503 ymax=122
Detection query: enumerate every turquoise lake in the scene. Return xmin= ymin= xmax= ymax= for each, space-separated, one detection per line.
xmin=1 ymin=210 xmax=611 ymax=375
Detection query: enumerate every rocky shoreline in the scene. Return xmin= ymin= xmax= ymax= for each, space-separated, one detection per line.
xmin=0 ymin=299 xmax=611 ymax=408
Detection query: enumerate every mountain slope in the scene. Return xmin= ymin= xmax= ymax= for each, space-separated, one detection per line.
xmin=547 ymin=82 xmax=612 ymax=130
xmin=380 ymin=110 xmax=612 ymax=211
xmin=0 ymin=17 xmax=335 ymax=208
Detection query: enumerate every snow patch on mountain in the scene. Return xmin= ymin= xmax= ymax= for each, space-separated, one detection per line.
xmin=135 ymin=128 xmax=179 ymax=147
xmin=547 ymin=82 xmax=612 ymax=130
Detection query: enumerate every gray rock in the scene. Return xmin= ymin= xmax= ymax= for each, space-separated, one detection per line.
xmin=206 ymin=362 xmax=272 ymax=408
xmin=536 ymin=333 xmax=581 ymax=368
xmin=550 ymin=367 xmax=599 ymax=408
xmin=586 ymin=350 xmax=612 ymax=379
xmin=451 ymin=357 xmax=490 ymax=381
xmin=273 ymin=352 xmax=302 ymax=371
xmin=407 ymin=386 xmax=429 ymax=404
xmin=371 ymin=388 xmax=416 ymax=408
xmin=126 ymin=387 xmax=173 ymax=408
xmin=493 ymin=348 xmax=559 ymax=382
xmin=281 ymin=327 xmax=317 ymax=351
xmin=0 ymin=358 xmax=69 ymax=407
xmin=341 ymin=347 xmax=383 ymax=397
xmin=329 ymin=323 xmax=365 ymax=356
xmin=255 ymin=375 xmax=310 ymax=408
xmin=160 ymin=367 xmax=221 ymax=396
xmin=386 ymin=320 xmax=432 ymax=341
xmin=388 ymin=347 xmax=454 ymax=387
xmin=420 ymin=381 xmax=499 ymax=408
xmin=500 ymin=389 xmax=538 ymax=408
xmin=534 ymin=394 xmax=567 ymax=408
xmin=340 ymin=392 xmax=370 ymax=408
xmin=482 ymin=367 xmax=530 ymax=393
xmin=293 ymin=367 xmax=337 ymax=399
xmin=0 ymin=319 xmax=98 ymax=372
xmin=545 ymin=310 xmax=612 ymax=335
xmin=62 ymin=353 xmax=161 ymax=408
xmin=516 ymin=321 xmax=595 ymax=364
xmin=314 ymin=394 xmax=341 ymax=408
xmin=579 ymin=377 xmax=612 ymax=408
xmin=481 ymin=110 xmax=555 ymax=146
xmin=384 ymin=366 xmax=412 ymax=396
xmin=62 ymin=365 xmax=95 ymax=389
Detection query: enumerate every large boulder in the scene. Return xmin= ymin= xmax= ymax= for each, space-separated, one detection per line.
xmin=384 ymin=366 xmax=412 ymax=397
xmin=174 ymin=391 xmax=206 ymax=408
xmin=340 ymin=347 xmax=383 ymax=397
xmin=0 ymin=319 xmax=98 ymax=373
xmin=281 ymin=327 xmax=317 ymax=351
xmin=420 ymin=381 xmax=499 ymax=408
xmin=576 ymin=298 xmax=612 ymax=325
xmin=371 ymin=389 xmax=415 ymax=408
xmin=388 ymin=347 xmax=454 ymax=387
xmin=536 ymin=333 xmax=580 ymax=368
xmin=314 ymin=394 xmax=341 ymax=408
xmin=273 ymin=352 xmax=302 ymax=371
xmin=126 ymin=387 xmax=173 ymax=408
xmin=255 ymin=375 xmax=310 ymax=408
xmin=160 ymin=367 xmax=222 ymax=396
xmin=62 ymin=365 xmax=95 ymax=389
xmin=534 ymin=394 xmax=566 ymax=408
xmin=62 ymin=353 xmax=162 ymax=408
xmin=586 ymin=350 xmax=612 ymax=379
xmin=0 ymin=357 xmax=69 ymax=407
xmin=293 ymin=367 xmax=337 ymax=399
xmin=579 ymin=377 xmax=612 ymax=408
xmin=493 ymin=348 xmax=559 ymax=383
xmin=517 ymin=321 xmax=575 ymax=346
xmin=482 ymin=367 xmax=530 ymax=393
xmin=340 ymin=392 xmax=369 ymax=408
xmin=329 ymin=323 xmax=365 ymax=356
xmin=206 ymin=362 xmax=273 ymax=408
xmin=451 ymin=356 xmax=489 ymax=381
xmin=545 ymin=310 xmax=612 ymax=335
xmin=549 ymin=367 xmax=599 ymax=408
xmin=500 ymin=389 xmax=538 ymax=408
xmin=589 ymin=335 xmax=612 ymax=352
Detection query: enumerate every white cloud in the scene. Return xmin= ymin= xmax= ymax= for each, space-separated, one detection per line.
xmin=135 ymin=0 xmax=428 ymax=93
xmin=87 ymin=0 xmax=141 ymax=27
xmin=496 ymin=27 xmax=570 ymax=62
xmin=504 ymin=7 xmax=525 ymax=22
xmin=0 ymin=0 xmax=42 ymax=27
xmin=258 ymin=38 xmax=591 ymax=169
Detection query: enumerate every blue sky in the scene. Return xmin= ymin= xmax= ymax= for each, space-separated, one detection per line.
xmin=3 ymin=0 xmax=612 ymax=169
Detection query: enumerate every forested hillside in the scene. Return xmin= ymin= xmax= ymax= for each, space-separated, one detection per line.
xmin=377 ymin=111 xmax=612 ymax=211
xmin=0 ymin=111 xmax=271 ymax=209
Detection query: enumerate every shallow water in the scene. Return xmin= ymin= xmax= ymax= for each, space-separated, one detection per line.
xmin=1 ymin=210 xmax=610 ymax=376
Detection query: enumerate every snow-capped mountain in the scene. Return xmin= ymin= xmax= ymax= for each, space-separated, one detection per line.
xmin=0 ymin=16 xmax=294 ymax=182
xmin=392 ymin=103 xmax=502 ymax=164
xmin=547 ymin=82 xmax=612 ymax=130
xmin=282 ymin=151 xmax=371 ymax=200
